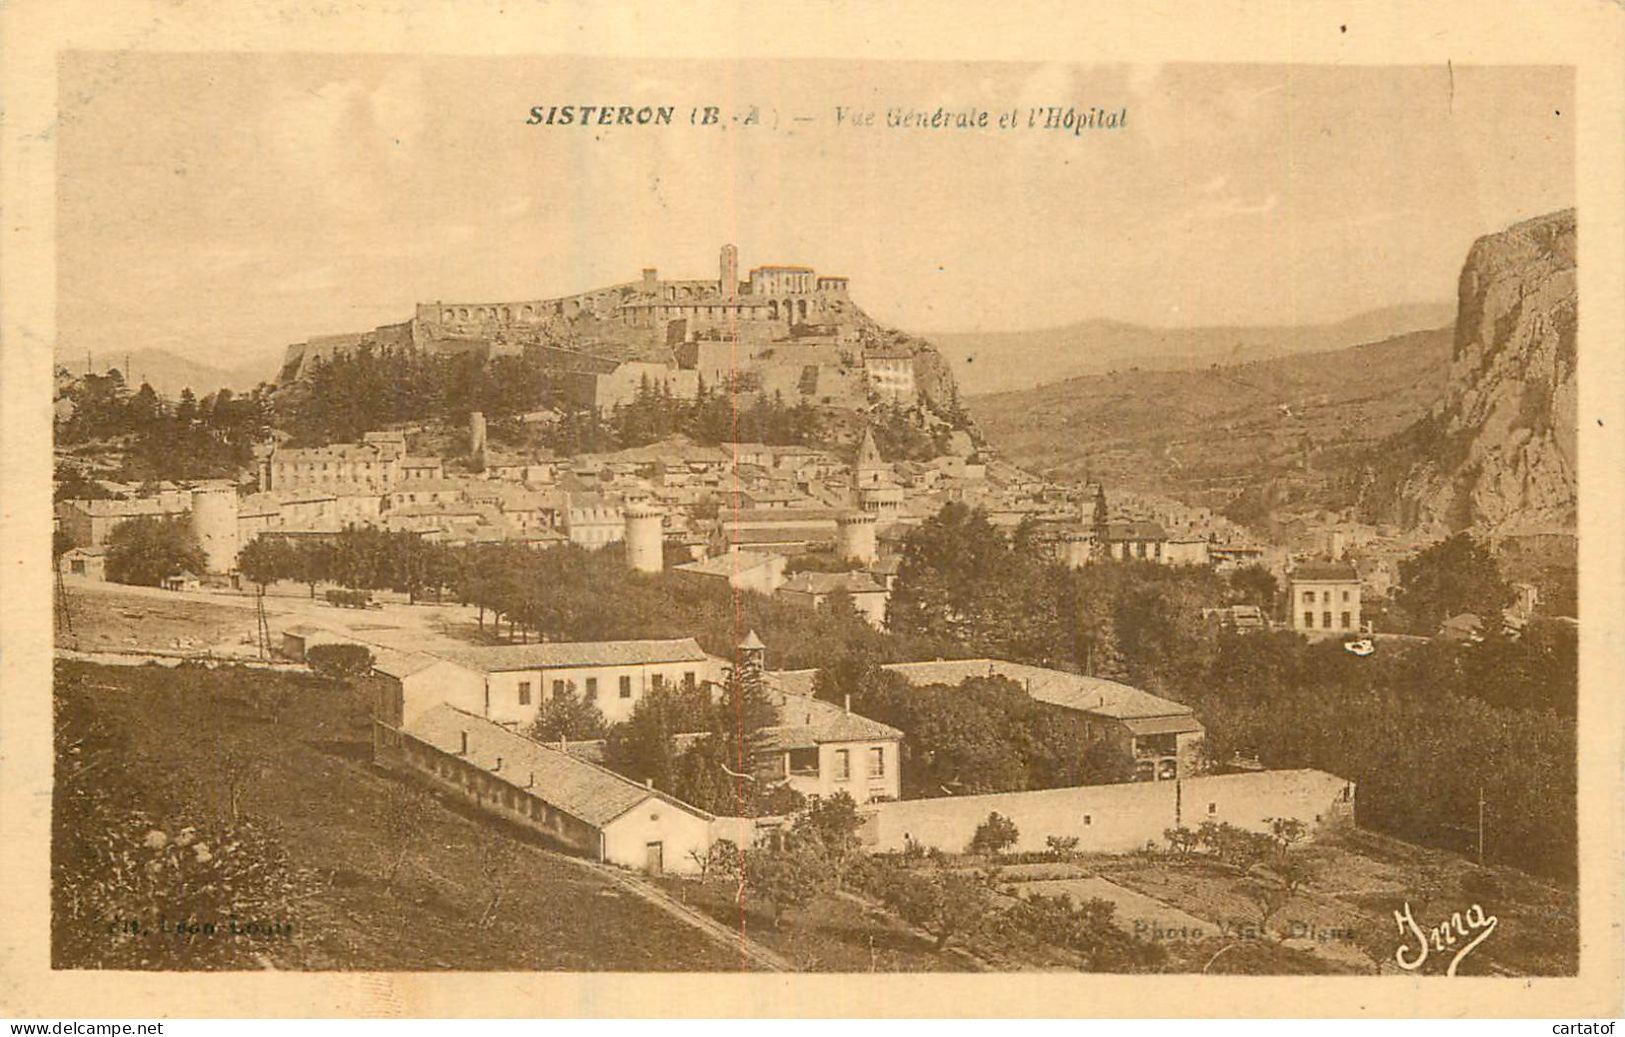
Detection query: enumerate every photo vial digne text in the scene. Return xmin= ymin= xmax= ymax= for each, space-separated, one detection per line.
xmin=50 ymin=56 xmax=1577 ymax=975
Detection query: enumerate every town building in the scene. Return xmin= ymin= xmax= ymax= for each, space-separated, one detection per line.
xmin=383 ymin=703 xmax=713 ymax=875
xmin=57 ymin=545 xmax=107 ymax=580
xmin=386 ymin=638 xmax=727 ymax=730
xmin=862 ymin=345 xmax=917 ymax=402
xmin=755 ymin=691 xmax=903 ymax=803
xmin=672 ymin=551 xmax=789 ymax=597
xmin=775 ymin=570 xmax=890 ymax=628
xmin=56 ymin=496 xmax=190 ymax=548
xmin=1288 ymin=562 xmax=1363 ymax=635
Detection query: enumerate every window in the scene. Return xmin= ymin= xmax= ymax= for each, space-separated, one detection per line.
xmin=683 ymin=671 xmax=696 ymax=689
xmin=1208 ymin=803 xmax=1217 ymax=815
xmin=518 ymin=681 xmax=532 ymax=706
xmin=651 ymin=673 xmax=665 ymax=692
xmin=619 ymin=675 xmax=632 ymax=699
xmin=1303 ymin=611 xmax=1315 ymax=628
xmin=834 ymin=749 xmax=851 ymax=780
xmin=1340 ymin=612 xmax=1351 ymax=629
xmin=1322 ymin=591 xmax=1331 ymax=603
xmin=552 ymin=679 xmax=566 ymax=699
xmin=869 ymin=747 xmax=885 ymax=777
xmin=1342 ymin=590 xmax=1351 ymax=602
xmin=787 ymin=748 xmax=819 ymax=776
xmin=1323 ymin=611 xmax=1333 ymax=628
xmin=585 ymin=677 xmax=598 ymax=700
xmin=1083 ymin=815 xmax=1092 ymax=827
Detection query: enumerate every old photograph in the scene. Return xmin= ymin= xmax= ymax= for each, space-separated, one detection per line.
xmin=20 ymin=35 xmax=1607 ymax=1000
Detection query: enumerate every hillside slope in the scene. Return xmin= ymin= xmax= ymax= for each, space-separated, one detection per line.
xmin=935 ymin=302 xmax=1456 ymax=397
xmin=1346 ymin=209 xmax=1577 ymax=539
xmin=968 ymin=325 xmax=1455 ymax=521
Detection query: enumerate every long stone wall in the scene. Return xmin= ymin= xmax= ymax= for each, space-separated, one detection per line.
xmin=869 ymin=769 xmax=1355 ymax=855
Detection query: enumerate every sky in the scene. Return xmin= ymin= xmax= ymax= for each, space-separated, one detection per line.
xmin=56 ymin=55 xmax=1574 ymax=368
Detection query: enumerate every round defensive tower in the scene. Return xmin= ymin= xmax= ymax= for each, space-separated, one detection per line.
xmin=190 ymin=483 xmax=240 ymax=574
xmin=624 ymin=502 xmax=666 ymax=574
xmin=836 ymin=510 xmax=879 ymax=567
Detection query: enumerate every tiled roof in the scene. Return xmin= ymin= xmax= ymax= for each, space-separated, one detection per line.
xmin=1292 ymin=562 xmax=1359 ymax=581
xmin=436 ymin=637 xmax=711 ymax=673
xmin=881 ymin=659 xmax=1196 ymax=721
xmin=1101 ymin=521 xmax=1168 ymax=541
xmin=404 ymin=704 xmax=708 ymax=826
xmin=779 ymin=571 xmax=885 ymax=595
xmin=674 ymin=551 xmax=784 ymax=578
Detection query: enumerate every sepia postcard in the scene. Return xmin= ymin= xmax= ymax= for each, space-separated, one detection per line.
xmin=2 ymin=0 xmax=1623 ymax=1020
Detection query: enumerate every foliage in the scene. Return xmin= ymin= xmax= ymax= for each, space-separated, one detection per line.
xmin=105 ymin=516 xmax=207 ymax=586
xmin=816 ymin=663 xmax=1131 ymax=798
xmin=741 ymin=844 xmax=828 ymax=927
xmin=55 ymin=371 xmax=273 ymax=482
xmin=969 ymin=811 xmax=1020 ymax=855
xmin=52 ymin=678 xmax=315 ymax=969
xmin=526 ymin=682 xmax=608 ymax=743
xmin=873 ymin=868 xmax=993 ymax=950
xmin=306 ymin=643 xmax=375 ymax=680
xmin=788 ymin=792 xmax=866 ymax=889
xmin=1397 ymin=532 xmax=1513 ymax=635
xmin=995 ymin=892 xmax=1167 ymax=970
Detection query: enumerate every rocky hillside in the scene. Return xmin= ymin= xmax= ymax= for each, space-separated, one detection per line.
xmin=967 ymin=325 xmax=1455 ymax=522
xmin=1347 ymin=209 xmax=1577 ymax=539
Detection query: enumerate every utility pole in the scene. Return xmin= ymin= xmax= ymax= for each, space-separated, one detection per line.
xmin=1477 ymin=786 xmax=1486 ymax=866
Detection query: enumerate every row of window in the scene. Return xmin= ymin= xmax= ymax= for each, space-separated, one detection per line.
xmin=1300 ymin=589 xmax=1354 ymax=604
xmin=515 ymin=672 xmax=699 ymax=706
xmin=1302 ymin=611 xmax=1355 ymax=630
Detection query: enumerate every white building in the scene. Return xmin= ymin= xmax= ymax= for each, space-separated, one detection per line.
xmin=1288 ymin=562 xmax=1363 ymax=635
xmin=415 ymin=638 xmax=727 ymax=728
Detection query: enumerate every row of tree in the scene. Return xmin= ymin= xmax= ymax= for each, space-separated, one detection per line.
xmin=55 ymin=368 xmax=274 ymax=483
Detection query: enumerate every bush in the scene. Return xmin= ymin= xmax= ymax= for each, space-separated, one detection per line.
xmin=969 ymin=811 xmax=1020 ymax=855
xmin=1045 ymin=835 xmax=1080 ymax=861
xmin=307 ymin=642 xmax=375 ymax=679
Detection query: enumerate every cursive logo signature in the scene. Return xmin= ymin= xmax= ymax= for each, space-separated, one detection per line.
xmin=1393 ymin=900 xmax=1498 ymax=976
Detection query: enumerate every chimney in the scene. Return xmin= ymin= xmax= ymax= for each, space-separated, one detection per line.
xmin=527 ymin=771 xmax=535 ymax=788
xmin=494 ymin=756 xmax=503 ymax=772
xmin=459 ymin=731 xmax=468 ymax=755
xmin=844 ymin=694 xmax=851 ymax=715
xmin=645 ymin=777 xmax=653 ymax=789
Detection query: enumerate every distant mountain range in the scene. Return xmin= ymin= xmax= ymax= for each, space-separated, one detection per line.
xmin=933 ymin=301 xmax=1458 ymax=398
xmin=968 ymin=209 xmax=1578 ymax=556
xmin=54 ymin=348 xmax=281 ymax=399
xmin=968 ymin=323 xmax=1457 ymax=530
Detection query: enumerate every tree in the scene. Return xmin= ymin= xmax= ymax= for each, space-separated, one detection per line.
xmin=969 ymin=811 xmax=1020 ymax=855
xmin=880 ymin=869 xmax=992 ymax=950
xmin=382 ymin=783 xmax=434 ymax=894
xmin=526 ymin=682 xmax=608 ymax=742
xmin=742 ymin=845 xmax=826 ymax=928
xmin=236 ymin=535 xmax=290 ymax=591
xmin=1397 ymin=532 xmax=1512 ymax=635
xmin=790 ymin=791 xmax=865 ymax=889
xmin=104 ymin=515 xmax=207 ymax=586
xmin=1237 ymin=878 xmax=1291 ymax=937
xmin=307 ymin=643 xmax=374 ymax=680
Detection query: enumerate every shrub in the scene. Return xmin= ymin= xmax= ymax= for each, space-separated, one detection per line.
xmin=307 ymin=642 xmax=375 ymax=680
xmin=969 ymin=811 xmax=1020 ymax=855
xmin=1045 ymin=835 xmax=1081 ymax=861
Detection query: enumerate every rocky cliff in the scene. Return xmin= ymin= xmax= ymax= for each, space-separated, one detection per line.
xmin=1354 ymin=209 xmax=1577 ymax=538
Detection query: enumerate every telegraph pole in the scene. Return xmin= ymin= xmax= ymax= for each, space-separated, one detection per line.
xmin=1477 ymin=786 xmax=1486 ymax=866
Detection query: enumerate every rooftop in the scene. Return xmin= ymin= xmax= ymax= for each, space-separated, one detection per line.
xmin=779 ymin=571 xmax=885 ymax=596
xmin=1291 ymin=562 xmax=1359 ymax=581
xmin=404 ymin=704 xmax=707 ymax=826
xmin=436 ymin=637 xmax=713 ymax=673
xmin=881 ymin=659 xmax=1198 ymax=721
